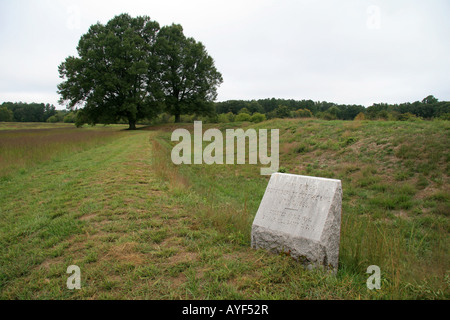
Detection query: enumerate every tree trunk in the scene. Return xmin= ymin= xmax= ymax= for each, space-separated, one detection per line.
xmin=174 ymin=113 xmax=181 ymax=123
xmin=128 ymin=119 xmax=137 ymax=130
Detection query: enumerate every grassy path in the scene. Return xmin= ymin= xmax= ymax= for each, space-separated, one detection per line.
xmin=0 ymin=131 xmax=166 ymax=298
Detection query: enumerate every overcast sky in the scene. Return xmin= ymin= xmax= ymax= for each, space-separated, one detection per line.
xmin=1 ymin=0 xmax=449 ymax=109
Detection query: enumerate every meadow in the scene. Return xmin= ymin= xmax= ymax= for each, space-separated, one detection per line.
xmin=0 ymin=123 xmax=125 ymax=179
xmin=0 ymin=119 xmax=448 ymax=299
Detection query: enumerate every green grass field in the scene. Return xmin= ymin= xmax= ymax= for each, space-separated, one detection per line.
xmin=0 ymin=119 xmax=448 ymax=299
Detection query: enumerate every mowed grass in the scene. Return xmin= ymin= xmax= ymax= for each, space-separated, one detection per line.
xmin=0 ymin=119 xmax=448 ymax=299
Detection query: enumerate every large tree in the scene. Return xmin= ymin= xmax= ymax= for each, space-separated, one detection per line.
xmin=58 ymin=14 xmax=161 ymax=129
xmin=154 ymin=24 xmax=223 ymax=123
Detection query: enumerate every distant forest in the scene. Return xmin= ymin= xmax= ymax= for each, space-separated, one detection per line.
xmin=1 ymin=95 xmax=449 ymax=124
xmin=214 ymin=95 xmax=450 ymax=121
xmin=0 ymin=102 xmax=75 ymax=123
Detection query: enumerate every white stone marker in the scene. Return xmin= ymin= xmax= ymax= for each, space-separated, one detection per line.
xmin=251 ymin=173 xmax=342 ymax=270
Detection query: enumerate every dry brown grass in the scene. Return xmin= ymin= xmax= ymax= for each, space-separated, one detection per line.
xmin=103 ymin=242 xmax=145 ymax=265
xmin=150 ymin=137 xmax=190 ymax=193
xmin=0 ymin=126 xmax=122 ymax=177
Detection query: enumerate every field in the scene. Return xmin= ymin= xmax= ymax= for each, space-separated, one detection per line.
xmin=0 ymin=119 xmax=448 ymax=299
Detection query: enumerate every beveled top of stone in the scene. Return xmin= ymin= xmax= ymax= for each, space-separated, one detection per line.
xmin=253 ymin=173 xmax=342 ymax=242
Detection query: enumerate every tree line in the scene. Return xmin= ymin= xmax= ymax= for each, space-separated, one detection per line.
xmin=0 ymin=102 xmax=81 ymax=123
xmin=214 ymin=95 xmax=449 ymax=122
xmin=215 ymin=99 xmax=365 ymax=121
xmin=2 ymin=94 xmax=448 ymax=124
xmin=0 ymin=102 xmax=58 ymax=122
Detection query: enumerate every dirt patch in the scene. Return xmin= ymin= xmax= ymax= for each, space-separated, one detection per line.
xmin=168 ymin=251 xmax=198 ymax=265
xmin=103 ymin=242 xmax=145 ymax=265
xmin=394 ymin=210 xmax=410 ymax=219
xmin=36 ymin=256 xmax=64 ymax=271
xmin=281 ymin=141 xmax=298 ymax=154
xmin=80 ymin=213 xmax=97 ymax=221
xmin=171 ymin=273 xmax=187 ymax=290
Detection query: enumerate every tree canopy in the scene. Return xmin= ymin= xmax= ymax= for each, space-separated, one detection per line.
xmin=154 ymin=24 xmax=223 ymax=123
xmin=0 ymin=106 xmax=14 ymax=122
xmin=58 ymin=14 xmax=222 ymax=129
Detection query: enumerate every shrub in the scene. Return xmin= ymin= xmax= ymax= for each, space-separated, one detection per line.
xmin=235 ymin=113 xmax=251 ymax=122
xmin=274 ymin=105 xmax=291 ymax=118
xmin=218 ymin=113 xmax=229 ymax=123
xmin=250 ymin=112 xmax=266 ymax=123
xmin=238 ymin=107 xmax=251 ymax=115
xmin=354 ymin=112 xmax=366 ymax=121
xmin=218 ymin=112 xmax=235 ymax=123
xmin=226 ymin=112 xmax=236 ymax=122
xmin=293 ymin=108 xmax=313 ymax=118
xmin=398 ymin=112 xmax=421 ymax=121
xmin=179 ymin=114 xmax=191 ymax=122
xmin=63 ymin=112 xmax=76 ymax=123
xmin=388 ymin=111 xmax=400 ymax=121
xmin=159 ymin=113 xmax=175 ymax=123
xmin=342 ymin=136 xmax=358 ymax=146
xmin=200 ymin=114 xmax=218 ymax=123
xmin=327 ymin=106 xmax=340 ymax=117
xmin=295 ymin=144 xmax=308 ymax=153
xmin=377 ymin=110 xmax=389 ymax=120
xmin=317 ymin=111 xmax=337 ymax=120
xmin=46 ymin=115 xmax=59 ymax=123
